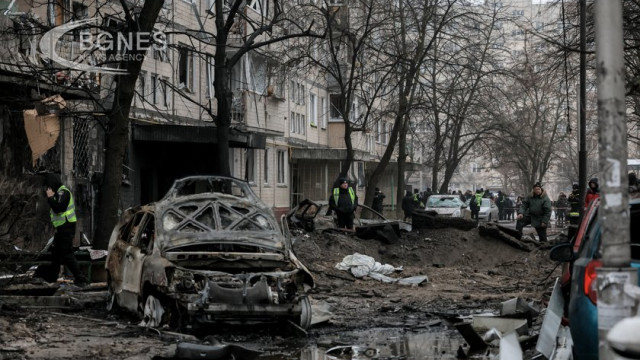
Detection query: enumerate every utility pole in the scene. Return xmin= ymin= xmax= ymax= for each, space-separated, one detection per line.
xmin=578 ymin=0 xmax=587 ymax=220
xmin=594 ymin=1 xmax=635 ymax=359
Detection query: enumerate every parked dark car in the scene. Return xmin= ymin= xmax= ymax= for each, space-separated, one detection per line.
xmin=105 ymin=176 xmax=314 ymax=330
xmin=550 ymin=198 xmax=640 ymax=359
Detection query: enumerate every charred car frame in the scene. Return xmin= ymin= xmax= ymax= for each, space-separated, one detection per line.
xmin=105 ymin=176 xmax=314 ymax=330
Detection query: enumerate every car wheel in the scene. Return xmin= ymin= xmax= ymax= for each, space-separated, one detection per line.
xmin=298 ymin=296 xmax=312 ymax=330
xmin=141 ymin=294 xmax=165 ymax=328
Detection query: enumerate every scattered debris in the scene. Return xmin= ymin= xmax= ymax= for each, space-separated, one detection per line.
xmin=335 ymin=253 xmax=428 ymax=285
xmin=411 ymin=209 xmax=477 ymax=231
xmin=478 ymin=223 xmax=533 ymax=252
xmin=175 ymin=341 xmax=262 ymax=360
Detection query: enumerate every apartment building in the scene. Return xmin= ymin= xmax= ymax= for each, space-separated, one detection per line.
xmin=0 ymin=0 xmax=414 ymax=243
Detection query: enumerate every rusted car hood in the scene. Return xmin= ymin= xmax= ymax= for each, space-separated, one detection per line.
xmin=155 ymin=194 xmax=285 ymax=253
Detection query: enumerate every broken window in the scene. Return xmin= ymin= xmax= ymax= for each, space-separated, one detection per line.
xmin=161 ymin=77 xmax=169 ymax=107
xmin=178 ymin=45 xmax=194 ymax=91
xmin=249 ymin=0 xmax=268 ymax=16
xmin=330 ymin=94 xmax=343 ymax=120
xmin=121 ymin=212 xmax=145 ymax=244
xmin=249 ymin=53 xmax=267 ymax=94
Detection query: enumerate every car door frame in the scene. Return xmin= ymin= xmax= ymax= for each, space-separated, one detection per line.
xmin=110 ymin=211 xmax=151 ymax=313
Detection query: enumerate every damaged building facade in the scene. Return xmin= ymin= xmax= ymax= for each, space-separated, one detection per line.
xmin=0 ymin=0 xmax=417 ymax=247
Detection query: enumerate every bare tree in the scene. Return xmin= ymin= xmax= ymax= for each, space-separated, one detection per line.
xmin=413 ymin=2 xmax=508 ymax=194
xmin=488 ymin=44 xmax=572 ymax=195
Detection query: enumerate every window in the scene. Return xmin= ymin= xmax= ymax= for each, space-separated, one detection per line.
xmin=298 ymin=84 xmax=305 ymax=104
xmin=138 ymin=72 xmax=146 ymax=100
xmin=290 ymin=80 xmax=306 ymax=105
xmin=263 ymin=149 xmax=269 ymax=184
xmin=151 ymin=74 xmax=158 ymax=104
xmin=382 ymin=122 xmax=389 ymax=144
xmin=71 ymin=2 xmax=88 ymax=41
xmin=249 ymin=0 xmax=268 ymax=16
xmin=357 ymin=162 xmax=365 ymax=188
xmin=153 ymin=41 xmax=168 ymax=62
xmin=309 ymin=93 xmax=317 ymax=126
xmin=161 ymin=77 xmax=169 ymax=107
xmin=320 ymin=97 xmax=327 ymax=129
xmin=277 ymin=150 xmax=286 ymax=184
xmin=330 ymin=94 xmax=344 ymax=119
xmin=366 ymin=135 xmax=375 ymax=152
xmin=246 ymin=149 xmax=255 ymax=183
xmin=291 ymin=112 xmax=306 ymax=134
xmin=178 ymin=45 xmax=194 ymax=91
xmin=350 ymin=96 xmax=360 ymax=123
xmin=297 ymin=113 xmax=305 ymax=135
xmin=376 ymin=121 xmax=381 ymax=143
xmin=472 ymin=163 xmax=482 ymax=173
xmin=249 ymin=54 xmax=267 ymax=94
xmin=206 ymin=55 xmax=215 ymax=99
xmin=291 ymin=111 xmax=296 ymax=134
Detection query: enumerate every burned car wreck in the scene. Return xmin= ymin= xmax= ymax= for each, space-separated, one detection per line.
xmin=105 ymin=176 xmax=314 ymax=330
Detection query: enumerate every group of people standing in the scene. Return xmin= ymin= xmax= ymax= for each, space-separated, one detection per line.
xmin=326 ymin=174 xmax=605 ymax=244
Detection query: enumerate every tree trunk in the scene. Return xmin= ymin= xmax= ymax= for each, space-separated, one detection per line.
xmin=93 ymin=1 xmax=164 ymax=249
xmin=396 ymin=116 xmax=409 ymax=218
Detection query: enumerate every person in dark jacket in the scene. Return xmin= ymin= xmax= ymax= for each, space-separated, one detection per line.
xmin=371 ymin=187 xmax=385 ymax=214
xmin=555 ymin=192 xmax=569 ymax=227
xmin=35 ymin=173 xmax=89 ymax=287
xmin=329 ymin=177 xmax=358 ymax=229
xmin=402 ymin=190 xmax=415 ymax=222
xmin=516 ymin=182 xmax=552 ymax=242
xmin=496 ymin=191 xmax=506 ymax=220
xmin=584 ymin=178 xmax=600 ymax=208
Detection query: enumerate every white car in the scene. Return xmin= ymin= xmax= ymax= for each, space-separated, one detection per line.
xmin=424 ymin=195 xmax=466 ymax=217
xmin=477 ymin=198 xmax=499 ymax=221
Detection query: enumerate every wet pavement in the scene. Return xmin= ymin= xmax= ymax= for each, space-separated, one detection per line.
xmin=260 ymin=327 xmax=496 ymax=360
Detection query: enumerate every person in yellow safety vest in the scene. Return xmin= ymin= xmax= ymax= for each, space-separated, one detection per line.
xmin=34 ymin=173 xmax=89 ymax=287
xmin=413 ymin=189 xmax=424 ymax=208
xmin=328 ymin=177 xmax=358 ymax=229
xmin=474 ymin=188 xmax=485 ymax=207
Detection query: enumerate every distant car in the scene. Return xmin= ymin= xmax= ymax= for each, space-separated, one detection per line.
xmin=105 ymin=176 xmax=314 ymax=330
xmin=477 ymin=198 xmax=499 ymax=221
xmin=424 ymin=195 xmax=467 ymax=217
xmin=550 ymin=198 xmax=640 ymax=360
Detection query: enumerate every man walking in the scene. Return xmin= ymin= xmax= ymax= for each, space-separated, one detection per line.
xmin=36 ymin=173 xmax=89 ymax=287
xmin=402 ymin=190 xmax=415 ymax=222
xmin=371 ymin=187 xmax=385 ymax=214
xmin=329 ymin=177 xmax=358 ymax=229
xmin=516 ymin=182 xmax=552 ymax=242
